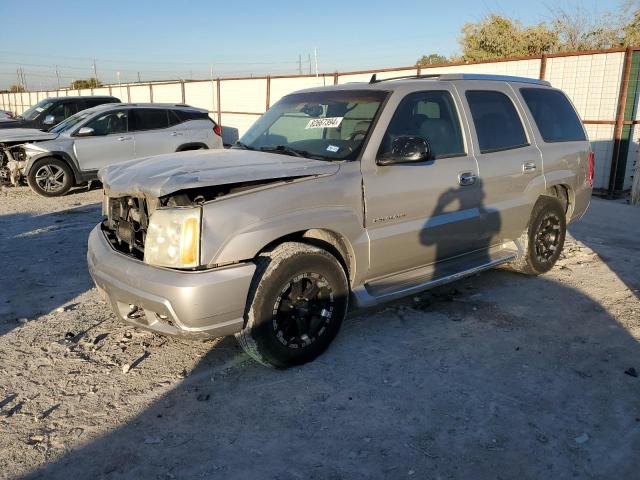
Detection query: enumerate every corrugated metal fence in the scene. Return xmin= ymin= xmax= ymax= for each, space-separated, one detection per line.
xmin=2 ymin=47 xmax=639 ymax=194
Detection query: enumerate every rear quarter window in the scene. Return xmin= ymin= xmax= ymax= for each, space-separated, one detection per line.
xmin=520 ymin=88 xmax=586 ymax=142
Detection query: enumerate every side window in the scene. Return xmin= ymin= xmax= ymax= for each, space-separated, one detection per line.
xmin=465 ymin=90 xmax=528 ymax=153
xmin=380 ymin=90 xmax=465 ymax=159
xmin=130 ymin=109 xmax=169 ymax=131
xmin=520 ymin=88 xmax=586 ymax=142
xmin=169 ymin=109 xmax=209 ymax=126
xmin=83 ymin=110 xmax=128 ymax=136
xmin=48 ymin=102 xmax=77 ymax=123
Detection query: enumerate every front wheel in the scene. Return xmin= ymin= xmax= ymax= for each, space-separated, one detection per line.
xmin=27 ymin=157 xmax=73 ymax=197
xmin=508 ymin=195 xmax=567 ymax=275
xmin=236 ymin=242 xmax=349 ymax=368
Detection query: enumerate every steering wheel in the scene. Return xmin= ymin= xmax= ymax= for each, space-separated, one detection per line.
xmin=348 ymin=129 xmax=368 ymax=141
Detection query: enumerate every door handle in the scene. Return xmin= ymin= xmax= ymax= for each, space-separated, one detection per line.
xmin=522 ymin=161 xmax=537 ymax=173
xmin=458 ymin=172 xmax=477 ymax=186
xmin=117 ymin=136 xmax=132 ymax=141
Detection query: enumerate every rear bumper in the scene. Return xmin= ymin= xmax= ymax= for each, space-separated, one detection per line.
xmin=571 ymin=183 xmax=593 ymax=223
xmin=87 ymin=225 xmax=255 ymax=339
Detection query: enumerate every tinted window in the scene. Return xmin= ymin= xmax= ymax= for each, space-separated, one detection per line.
xmin=466 ymin=90 xmax=528 ymax=153
xmin=48 ymin=102 xmax=79 ymax=123
xmin=520 ymin=88 xmax=586 ymax=142
xmin=83 ymin=110 xmax=128 ymax=136
xmin=130 ymin=109 xmax=169 ymax=131
xmin=380 ymin=90 xmax=465 ymax=159
xmin=174 ymin=109 xmax=209 ymax=122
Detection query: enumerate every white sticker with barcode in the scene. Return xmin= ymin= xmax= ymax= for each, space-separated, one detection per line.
xmin=305 ymin=117 xmax=343 ymax=129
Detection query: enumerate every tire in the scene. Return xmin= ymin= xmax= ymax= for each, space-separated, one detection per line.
xmin=236 ymin=242 xmax=349 ymax=368
xmin=27 ymin=157 xmax=74 ymax=197
xmin=508 ymin=195 xmax=567 ymax=275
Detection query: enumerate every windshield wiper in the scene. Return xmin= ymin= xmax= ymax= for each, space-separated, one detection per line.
xmin=233 ymin=141 xmax=255 ymax=150
xmin=259 ymin=145 xmax=326 ymax=160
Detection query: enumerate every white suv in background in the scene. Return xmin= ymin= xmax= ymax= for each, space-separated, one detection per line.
xmin=9 ymin=103 xmax=223 ymax=196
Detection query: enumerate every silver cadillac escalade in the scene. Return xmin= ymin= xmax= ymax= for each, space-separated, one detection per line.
xmin=88 ymin=73 xmax=593 ymax=368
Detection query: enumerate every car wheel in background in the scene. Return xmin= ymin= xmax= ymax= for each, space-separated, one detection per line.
xmin=508 ymin=195 xmax=567 ymax=275
xmin=236 ymin=242 xmax=349 ymax=368
xmin=27 ymin=157 xmax=74 ymax=197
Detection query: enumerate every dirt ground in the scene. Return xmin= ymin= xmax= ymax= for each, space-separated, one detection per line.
xmin=0 ymin=185 xmax=639 ymax=480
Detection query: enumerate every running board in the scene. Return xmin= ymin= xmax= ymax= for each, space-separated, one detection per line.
xmin=352 ymin=245 xmax=518 ymax=308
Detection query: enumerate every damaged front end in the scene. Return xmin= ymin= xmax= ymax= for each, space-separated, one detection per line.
xmin=0 ymin=143 xmax=27 ymax=186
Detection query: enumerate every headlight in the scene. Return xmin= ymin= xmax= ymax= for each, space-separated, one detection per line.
xmin=144 ymin=207 xmax=201 ymax=269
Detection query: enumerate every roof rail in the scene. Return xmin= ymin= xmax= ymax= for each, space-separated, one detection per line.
xmin=370 ymin=72 xmax=550 ymax=87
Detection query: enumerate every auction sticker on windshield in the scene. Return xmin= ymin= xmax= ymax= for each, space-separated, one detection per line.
xmin=306 ymin=117 xmax=343 ymax=129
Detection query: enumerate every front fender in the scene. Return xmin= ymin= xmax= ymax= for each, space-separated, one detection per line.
xmin=198 ymin=169 xmax=368 ymax=282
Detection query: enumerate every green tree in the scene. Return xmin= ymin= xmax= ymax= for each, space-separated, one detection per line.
xmin=71 ymin=78 xmax=102 ymax=89
xmin=621 ymin=9 xmax=640 ymax=46
xmin=459 ymin=15 xmax=557 ymax=61
xmin=550 ymin=6 xmax=621 ymax=51
xmin=9 ymin=84 xmax=25 ymax=93
xmin=416 ymin=53 xmax=449 ymax=66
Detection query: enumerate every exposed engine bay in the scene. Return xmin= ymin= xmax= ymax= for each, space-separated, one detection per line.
xmin=0 ymin=142 xmax=27 ymax=186
xmin=102 ymin=177 xmax=298 ymax=260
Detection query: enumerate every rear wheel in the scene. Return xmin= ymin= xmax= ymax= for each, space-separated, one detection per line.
xmin=27 ymin=157 xmax=73 ymax=197
xmin=508 ymin=195 xmax=566 ymax=275
xmin=237 ymin=242 xmax=349 ymax=368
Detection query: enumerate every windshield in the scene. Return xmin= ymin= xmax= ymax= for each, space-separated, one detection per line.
xmin=237 ymin=89 xmax=388 ymax=161
xmin=48 ymin=110 xmax=93 ymax=134
xmin=20 ymin=100 xmax=54 ymax=121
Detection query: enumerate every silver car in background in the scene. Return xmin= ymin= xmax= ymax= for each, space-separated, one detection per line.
xmin=11 ymin=103 xmax=223 ymax=196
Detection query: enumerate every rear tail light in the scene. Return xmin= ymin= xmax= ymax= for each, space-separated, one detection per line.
xmin=213 ymin=123 xmax=222 ymax=137
xmin=587 ymin=151 xmax=594 ymax=187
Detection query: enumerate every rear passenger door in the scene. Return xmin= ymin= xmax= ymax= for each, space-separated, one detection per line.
xmin=130 ymin=109 xmax=181 ymax=158
xmin=456 ymin=82 xmax=544 ymax=242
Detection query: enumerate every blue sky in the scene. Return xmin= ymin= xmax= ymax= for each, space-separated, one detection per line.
xmin=0 ymin=0 xmax=619 ymax=89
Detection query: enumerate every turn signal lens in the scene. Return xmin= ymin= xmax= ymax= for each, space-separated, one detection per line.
xmin=180 ymin=217 xmax=199 ymax=265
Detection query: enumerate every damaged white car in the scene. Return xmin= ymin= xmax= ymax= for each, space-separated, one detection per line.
xmin=1 ymin=103 xmax=223 ymax=197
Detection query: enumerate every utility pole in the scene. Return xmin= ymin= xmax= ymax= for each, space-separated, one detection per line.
xmin=314 ymin=47 xmax=319 ymax=78
xmin=55 ymin=65 xmax=61 ymax=90
xmin=92 ymin=58 xmax=98 ymax=82
xmin=308 ymin=53 xmax=312 ymax=74
xmin=137 ymin=71 xmax=141 ymax=83
xmin=298 ymin=54 xmax=302 ymax=75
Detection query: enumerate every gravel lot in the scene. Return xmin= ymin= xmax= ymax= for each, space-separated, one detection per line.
xmin=1 ymin=185 xmax=639 ymax=480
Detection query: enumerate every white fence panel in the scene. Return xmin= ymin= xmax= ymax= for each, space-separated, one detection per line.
xmin=129 ymin=84 xmax=151 ymax=103
xmin=184 ymin=81 xmax=216 ymax=112
xmin=585 ymin=124 xmax=616 ymax=190
xmin=151 ymin=83 xmax=182 ymax=103
xmin=270 ymin=76 xmax=326 ymax=105
xmin=220 ymin=78 xmax=266 ymax=113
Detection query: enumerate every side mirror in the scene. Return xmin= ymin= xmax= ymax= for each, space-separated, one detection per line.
xmin=378 ymin=135 xmax=431 ymax=165
xmin=76 ymin=127 xmax=95 ymax=137
xmin=43 ymin=115 xmax=56 ymax=126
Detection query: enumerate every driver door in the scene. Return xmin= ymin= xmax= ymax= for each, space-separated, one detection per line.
xmin=73 ymin=109 xmax=135 ymax=172
xmin=362 ymin=88 xmax=483 ymax=280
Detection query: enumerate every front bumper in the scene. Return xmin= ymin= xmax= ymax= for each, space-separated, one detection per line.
xmin=87 ymin=225 xmax=256 ymax=339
